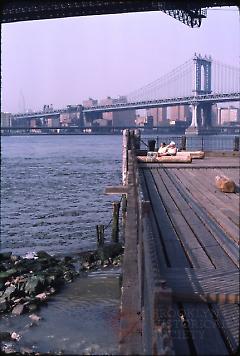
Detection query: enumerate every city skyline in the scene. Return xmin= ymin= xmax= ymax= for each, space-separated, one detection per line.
xmin=1 ymin=6 xmax=240 ymax=113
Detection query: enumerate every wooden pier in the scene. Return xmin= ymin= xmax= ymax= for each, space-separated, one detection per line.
xmin=118 ymin=130 xmax=239 ymax=355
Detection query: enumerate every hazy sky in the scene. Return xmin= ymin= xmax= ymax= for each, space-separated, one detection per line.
xmin=1 ymin=7 xmax=239 ymax=113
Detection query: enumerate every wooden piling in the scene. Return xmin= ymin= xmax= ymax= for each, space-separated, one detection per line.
xmin=121 ymin=194 xmax=127 ymax=242
xmin=122 ymin=129 xmax=129 ymax=186
xmin=111 ymin=201 xmax=120 ymax=243
xmin=134 ymin=129 xmax=141 ymax=149
xmin=96 ymin=224 xmax=105 ymax=247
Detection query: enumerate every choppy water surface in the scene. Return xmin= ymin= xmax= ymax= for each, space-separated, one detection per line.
xmin=1 ymin=135 xmax=122 ymax=255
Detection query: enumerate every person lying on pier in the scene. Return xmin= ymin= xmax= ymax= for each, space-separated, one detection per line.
xmin=158 ymin=142 xmax=167 ymax=155
xmin=158 ymin=141 xmax=177 ymax=157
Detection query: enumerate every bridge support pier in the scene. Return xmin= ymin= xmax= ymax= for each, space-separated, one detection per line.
xmin=185 ymin=104 xmax=201 ymax=135
xmin=202 ymin=103 xmax=212 ymax=128
xmin=83 ymin=111 xmax=102 ymax=127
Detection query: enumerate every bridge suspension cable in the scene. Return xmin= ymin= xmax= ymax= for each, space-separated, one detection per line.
xmin=211 ymin=60 xmax=240 ymax=94
xmin=126 ymin=56 xmax=240 ymax=104
xmin=127 ymin=58 xmax=193 ymax=102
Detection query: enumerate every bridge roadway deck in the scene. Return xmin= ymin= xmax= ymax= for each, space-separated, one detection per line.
xmin=139 ymin=156 xmax=239 ymax=355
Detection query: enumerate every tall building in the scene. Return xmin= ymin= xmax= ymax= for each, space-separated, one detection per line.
xmin=1 ymin=112 xmax=12 ymax=127
xmin=168 ymin=105 xmax=191 ymax=121
xmin=83 ymin=98 xmax=98 ymax=107
xmin=211 ymin=104 xmax=218 ymax=126
xmin=99 ymin=97 xmax=114 ymax=123
xmin=47 ymin=117 xmax=60 ymax=127
xmin=146 ymin=107 xmax=167 ymax=126
xmin=217 ymin=107 xmax=240 ymax=125
xmin=99 ymin=96 xmax=136 ymax=127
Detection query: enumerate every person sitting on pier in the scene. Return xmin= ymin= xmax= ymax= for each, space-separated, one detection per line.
xmin=158 ymin=142 xmax=167 ymax=156
xmin=158 ymin=141 xmax=177 ymax=157
xmin=166 ymin=141 xmax=177 ymax=156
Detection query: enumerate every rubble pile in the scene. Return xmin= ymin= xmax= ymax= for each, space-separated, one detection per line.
xmin=0 ymin=251 xmax=78 ymax=316
xmin=0 ymin=243 xmax=123 ymax=316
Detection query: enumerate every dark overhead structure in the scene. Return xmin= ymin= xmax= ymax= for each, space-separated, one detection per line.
xmin=1 ymin=1 xmax=239 ymax=27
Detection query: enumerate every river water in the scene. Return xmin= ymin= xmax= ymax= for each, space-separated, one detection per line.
xmin=1 ymin=135 xmax=122 ymax=355
xmin=1 ymin=135 xmax=122 ymax=255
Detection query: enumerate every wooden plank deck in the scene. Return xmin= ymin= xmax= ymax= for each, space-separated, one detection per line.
xmin=139 ymin=156 xmax=239 ymax=355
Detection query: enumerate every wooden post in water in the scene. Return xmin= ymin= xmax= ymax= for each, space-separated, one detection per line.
xmin=121 ymin=194 xmax=127 ymax=242
xmin=111 ymin=201 xmax=120 ymax=243
xmin=96 ymin=224 xmax=105 ymax=247
xmin=122 ymin=129 xmax=130 ymax=186
xmin=134 ymin=129 xmax=141 ymax=149
xmin=233 ymin=136 xmax=239 ymax=151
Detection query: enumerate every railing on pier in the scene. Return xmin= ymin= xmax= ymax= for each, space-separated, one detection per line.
xmin=120 ymin=129 xmax=173 ymax=355
xmin=140 ymin=134 xmax=240 ymax=152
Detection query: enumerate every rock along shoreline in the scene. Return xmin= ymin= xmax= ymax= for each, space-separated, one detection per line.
xmin=0 ymin=243 xmax=123 ymax=354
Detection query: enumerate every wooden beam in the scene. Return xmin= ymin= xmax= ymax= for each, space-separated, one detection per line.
xmin=105 ymin=186 xmax=128 ymax=195
xmin=137 ymin=155 xmax=192 ymax=163
xmin=172 ymin=292 xmax=239 ymax=304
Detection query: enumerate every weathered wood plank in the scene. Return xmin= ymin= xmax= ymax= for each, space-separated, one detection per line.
xmin=177 ymin=151 xmax=205 ymax=159
xmin=210 ymin=304 xmax=240 ymax=353
xmin=158 ymin=269 xmax=239 ymax=297
xmin=105 ymin=185 xmax=128 ymax=195
xmin=152 ymin=169 xmax=214 ymax=269
xmin=167 ymin=171 xmax=238 ymax=267
xmin=186 ymin=168 xmax=238 ymax=211
xmin=170 ymin=304 xmax=191 ymax=355
xmin=137 ymin=156 xmax=239 ymax=354
xmin=119 ymin=154 xmax=142 ymax=355
xmin=137 ymin=155 xmax=192 ymax=163
xmin=183 ymin=303 xmax=229 ymax=355
xmin=143 ymin=170 xmax=190 ymax=267
xmin=139 ymin=171 xmax=168 ymax=269
xmin=174 ymin=169 xmax=239 ymax=243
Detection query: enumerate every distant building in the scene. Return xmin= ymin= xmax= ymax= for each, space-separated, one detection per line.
xmin=168 ymin=105 xmax=191 ymax=121
xmin=146 ymin=107 xmax=167 ymax=126
xmin=30 ymin=119 xmax=37 ymax=128
xmin=60 ymin=105 xmax=83 ymax=127
xmin=211 ymin=104 xmax=218 ymax=126
xmin=60 ymin=113 xmax=74 ymax=126
xmin=83 ymin=98 xmax=98 ymax=107
xmin=47 ymin=117 xmax=60 ymax=127
xmin=99 ymin=96 xmax=136 ymax=127
xmin=217 ymin=106 xmax=240 ymax=125
xmin=135 ymin=114 xmax=146 ymax=126
xmin=99 ymin=97 xmax=114 ymax=123
xmin=1 ymin=112 xmax=12 ymax=127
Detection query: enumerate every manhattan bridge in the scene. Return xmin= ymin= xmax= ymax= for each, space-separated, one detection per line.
xmin=13 ymin=53 xmax=240 ymax=131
